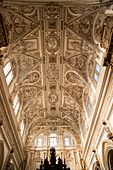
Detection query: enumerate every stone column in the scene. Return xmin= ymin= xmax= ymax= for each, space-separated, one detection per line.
xmin=59 ymin=132 xmax=63 ymax=147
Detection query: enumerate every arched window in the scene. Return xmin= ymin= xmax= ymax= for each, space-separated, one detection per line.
xmin=108 ymin=149 xmax=113 ymax=170
xmin=64 ymin=137 xmax=69 ymax=146
xmin=37 ymin=138 xmax=42 ymax=147
xmin=49 ymin=133 xmax=57 ymax=147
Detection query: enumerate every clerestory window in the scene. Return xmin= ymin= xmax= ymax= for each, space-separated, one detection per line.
xmin=3 ymin=61 xmax=13 ymax=86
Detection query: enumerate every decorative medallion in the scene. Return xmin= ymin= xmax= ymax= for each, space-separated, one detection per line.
xmin=48 ymin=92 xmax=58 ymax=104
xmin=46 ymin=33 xmax=60 ymax=53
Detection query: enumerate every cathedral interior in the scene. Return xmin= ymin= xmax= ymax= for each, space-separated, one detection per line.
xmin=0 ymin=0 xmax=113 ymax=169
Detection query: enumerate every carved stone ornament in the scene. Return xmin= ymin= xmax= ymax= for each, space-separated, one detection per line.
xmin=44 ymin=3 xmax=60 ymax=18
xmin=65 ymin=71 xmax=84 ymax=85
xmin=48 ymin=92 xmax=58 ymax=104
xmin=47 ymin=65 xmax=59 ymax=82
xmin=23 ymin=72 xmax=40 ymax=84
xmin=46 ymin=33 xmax=60 ymax=53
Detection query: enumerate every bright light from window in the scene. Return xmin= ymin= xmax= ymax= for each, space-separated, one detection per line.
xmin=13 ymin=95 xmax=18 ymax=109
xmin=21 ymin=120 xmax=24 ymax=136
xmin=65 ymin=137 xmax=69 ymax=146
xmin=3 ymin=62 xmax=11 ymax=76
xmin=50 ymin=138 xmax=57 ymax=146
xmin=89 ymin=97 xmax=92 ymax=106
xmin=94 ymin=73 xmax=99 ymax=83
xmin=96 ymin=64 xmax=101 ymax=74
xmin=14 ymin=101 xmax=19 ymax=115
xmin=38 ymin=138 xmax=42 ymax=147
xmin=88 ymin=104 xmax=91 ymax=112
xmin=6 ymin=71 xmax=13 ymax=85
xmin=49 ymin=133 xmax=57 ymax=137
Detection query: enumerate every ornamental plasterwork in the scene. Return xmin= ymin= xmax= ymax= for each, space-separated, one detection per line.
xmin=47 ymin=65 xmax=59 ymax=82
xmin=1 ymin=2 xmax=111 ymax=147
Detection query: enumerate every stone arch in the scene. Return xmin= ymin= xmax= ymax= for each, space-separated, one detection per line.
xmin=30 ymin=126 xmax=77 ymax=146
xmin=92 ymin=161 xmax=101 ymax=170
xmin=102 ymin=140 xmax=113 ymax=170
xmin=108 ymin=149 xmax=113 ymax=170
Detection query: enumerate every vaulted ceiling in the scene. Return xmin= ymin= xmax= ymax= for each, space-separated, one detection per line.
xmin=1 ymin=1 xmax=111 ymax=147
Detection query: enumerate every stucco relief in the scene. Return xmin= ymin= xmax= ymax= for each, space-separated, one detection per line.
xmin=44 ymin=4 xmax=60 ymax=18
xmin=22 ymin=72 xmax=40 ymax=84
xmin=64 ymin=97 xmax=76 ymax=107
xmin=22 ymin=86 xmax=42 ymax=108
xmin=67 ymin=38 xmax=93 ymax=53
xmin=64 ymin=86 xmax=83 ymax=109
xmin=62 ymin=108 xmax=79 ymax=120
xmin=14 ymin=54 xmax=40 ymax=84
xmin=47 ymin=65 xmax=59 ymax=82
xmin=46 ymin=33 xmax=60 ymax=53
xmin=68 ymin=11 xmax=98 ymax=44
xmin=69 ymin=5 xmax=101 ymax=16
xmin=24 ymin=97 xmax=42 ymax=112
xmin=9 ymin=11 xmax=37 ymax=43
xmin=26 ymin=109 xmax=44 ymax=121
xmin=48 ymin=92 xmax=58 ymax=104
xmin=65 ymin=71 xmax=84 ymax=85
xmin=65 ymin=54 xmax=88 ymax=82
xmin=4 ymin=4 xmax=36 ymax=15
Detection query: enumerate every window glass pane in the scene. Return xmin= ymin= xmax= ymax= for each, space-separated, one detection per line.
xmin=3 ymin=62 xmax=11 ymax=76
xmin=89 ymin=97 xmax=92 ymax=106
xmin=94 ymin=73 xmax=99 ymax=83
xmin=96 ymin=64 xmax=101 ymax=74
xmin=50 ymin=138 xmax=57 ymax=146
xmin=88 ymin=104 xmax=91 ymax=112
xmin=6 ymin=71 xmax=13 ymax=85
xmin=21 ymin=120 xmax=24 ymax=136
xmin=38 ymin=138 xmax=42 ymax=147
xmin=14 ymin=101 xmax=19 ymax=115
xmin=13 ymin=95 xmax=18 ymax=109
xmin=65 ymin=137 xmax=69 ymax=146
xmin=49 ymin=133 xmax=57 ymax=137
